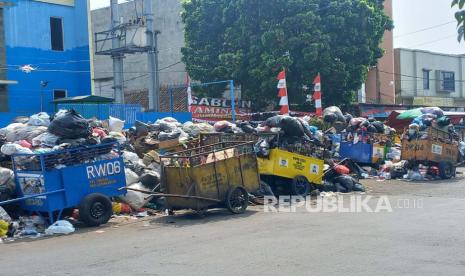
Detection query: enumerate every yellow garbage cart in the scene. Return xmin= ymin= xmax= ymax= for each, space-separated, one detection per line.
xmin=200 ymin=133 xmax=325 ymax=196
xmin=258 ymin=148 xmax=324 ymax=196
xmin=158 ymin=142 xmax=260 ymax=214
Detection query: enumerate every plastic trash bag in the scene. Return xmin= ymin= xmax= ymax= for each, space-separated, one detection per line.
xmin=125 ymin=168 xmax=139 ymax=185
xmin=158 ymin=129 xmax=182 ymax=141
xmin=371 ymin=121 xmax=385 ymax=133
xmin=353 ymin=183 xmax=366 ymax=192
xmin=323 ymin=106 xmax=345 ymax=122
xmin=92 ymin=128 xmax=107 ymax=138
xmin=255 ymin=139 xmax=270 ymax=158
xmin=134 ymin=121 xmax=149 ymax=137
xmin=437 ymin=116 xmax=451 ymax=127
xmin=0 ymin=123 xmax=24 ymax=137
xmin=28 ymin=112 xmax=51 ymax=127
xmin=280 ymin=116 xmax=305 ymax=137
xmin=1 ymin=143 xmax=33 ymax=155
xmin=333 ymin=175 xmax=357 ymax=192
xmin=48 ymin=110 xmax=91 ymax=139
xmin=158 ymin=117 xmax=178 ymax=123
xmin=344 ymin=113 xmax=354 ymax=124
xmin=119 ymin=183 xmax=150 ymax=210
xmin=6 ymin=125 xmax=47 ymax=143
xmin=17 ymin=140 xmax=32 ymax=149
xmin=154 ymin=118 xmax=181 ymax=131
xmin=31 ymin=132 xmax=59 ymax=147
xmin=237 ymin=122 xmax=256 ymax=134
xmin=123 ymin=151 xmax=140 ymax=163
xmin=0 ymin=167 xmax=16 ymax=191
xmin=407 ymin=170 xmax=423 ymax=181
xmin=45 ymin=220 xmax=75 ymax=235
xmin=0 ymin=219 xmax=8 ymax=237
xmin=139 ymin=171 xmax=160 ymax=190
xmin=214 ymin=120 xmax=233 ymax=132
xmin=108 ymin=132 xmax=127 ymax=144
xmin=182 ymin=122 xmax=214 ymax=137
xmin=0 ymin=206 xmax=11 ymax=222
xmin=264 ymin=115 xmax=284 ymax=128
xmin=324 ymin=113 xmax=338 ymax=124
xmin=421 ymin=106 xmax=444 ymax=118
xmin=109 ymin=116 xmax=125 ymax=132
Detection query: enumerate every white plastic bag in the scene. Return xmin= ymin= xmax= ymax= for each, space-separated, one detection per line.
xmin=28 ymin=112 xmax=51 ymax=127
xmin=0 ymin=167 xmax=15 ymax=190
xmin=119 ymin=183 xmax=150 ymax=210
xmin=123 ymin=151 xmax=140 ymax=163
xmin=125 ymin=168 xmax=139 ymax=185
xmin=109 ymin=116 xmax=125 ymax=132
xmin=0 ymin=206 xmax=11 ymax=222
xmin=1 ymin=143 xmax=33 ymax=155
xmin=0 ymin=123 xmax=25 ymax=137
xmin=45 ymin=220 xmax=75 ymax=235
xmin=6 ymin=125 xmax=47 ymax=143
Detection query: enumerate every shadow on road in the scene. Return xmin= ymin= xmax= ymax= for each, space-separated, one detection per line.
xmin=149 ymin=208 xmax=259 ymax=228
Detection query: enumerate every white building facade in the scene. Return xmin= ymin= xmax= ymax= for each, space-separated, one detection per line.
xmin=395 ymin=48 xmax=465 ymax=109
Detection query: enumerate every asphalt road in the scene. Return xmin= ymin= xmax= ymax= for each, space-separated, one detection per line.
xmin=2 ymin=177 xmax=465 ymax=276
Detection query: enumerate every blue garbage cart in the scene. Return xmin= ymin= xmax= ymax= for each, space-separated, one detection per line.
xmin=339 ymin=132 xmax=392 ymax=165
xmin=0 ymin=142 xmax=127 ymax=226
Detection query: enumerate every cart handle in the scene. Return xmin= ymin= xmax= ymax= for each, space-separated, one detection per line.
xmin=119 ymin=187 xmax=222 ymax=203
xmin=0 ymin=189 xmax=65 ymax=206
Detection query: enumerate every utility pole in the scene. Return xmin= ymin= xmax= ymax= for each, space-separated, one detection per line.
xmin=144 ymin=0 xmax=160 ymax=111
xmin=111 ymin=0 xmax=124 ymax=103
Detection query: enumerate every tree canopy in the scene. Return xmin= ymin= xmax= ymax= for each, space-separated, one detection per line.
xmin=452 ymin=0 xmax=465 ymax=41
xmin=181 ymin=0 xmax=393 ymax=111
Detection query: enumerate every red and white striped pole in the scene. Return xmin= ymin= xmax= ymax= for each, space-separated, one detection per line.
xmin=313 ymin=73 xmax=322 ymax=117
xmin=277 ymin=70 xmax=289 ymax=115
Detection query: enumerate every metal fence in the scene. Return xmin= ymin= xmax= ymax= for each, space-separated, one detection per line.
xmin=57 ymin=104 xmax=142 ymax=127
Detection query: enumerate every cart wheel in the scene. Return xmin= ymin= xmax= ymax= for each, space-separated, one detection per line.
xmin=79 ymin=193 xmax=113 ymax=227
xmin=291 ymin=176 xmax=310 ymax=196
xmin=439 ymin=161 xmax=454 ymax=180
xmin=226 ymin=187 xmax=249 ymax=214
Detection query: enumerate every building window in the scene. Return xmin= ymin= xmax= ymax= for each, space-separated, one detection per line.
xmin=50 ymin=17 xmax=64 ymax=51
xmin=53 ymin=89 xmax=67 ymax=100
xmin=439 ymin=71 xmax=455 ymax=92
xmin=422 ymin=69 xmax=430 ymax=90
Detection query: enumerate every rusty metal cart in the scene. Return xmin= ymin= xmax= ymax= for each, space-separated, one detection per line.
xmin=155 ymin=142 xmax=260 ymax=214
xmin=401 ymin=127 xmax=460 ymax=179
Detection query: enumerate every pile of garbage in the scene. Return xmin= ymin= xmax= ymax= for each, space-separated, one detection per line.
xmin=323 ymin=106 xmax=396 ymax=135
xmin=322 ymin=159 xmax=367 ymax=193
xmin=0 ymin=110 xmax=167 ymax=239
xmin=402 ymin=107 xmax=459 ymax=141
xmin=0 ymin=111 xmax=128 ymax=162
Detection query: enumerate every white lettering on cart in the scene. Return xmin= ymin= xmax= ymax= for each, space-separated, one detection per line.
xmin=86 ymin=161 xmax=121 ymax=179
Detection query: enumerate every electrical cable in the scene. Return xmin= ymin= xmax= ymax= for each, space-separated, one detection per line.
xmin=394 ymin=21 xmax=456 ymax=39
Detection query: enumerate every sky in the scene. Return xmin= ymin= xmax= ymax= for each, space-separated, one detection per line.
xmin=90 ymin=0 xmax=465 ymax=55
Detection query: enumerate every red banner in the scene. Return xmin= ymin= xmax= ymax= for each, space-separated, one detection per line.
xmin=191 ymin=105 xmax=251 ymax=122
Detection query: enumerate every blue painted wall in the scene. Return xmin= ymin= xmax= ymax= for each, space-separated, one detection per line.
xmin=0 ymin=0 xmax=91 ymax=125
